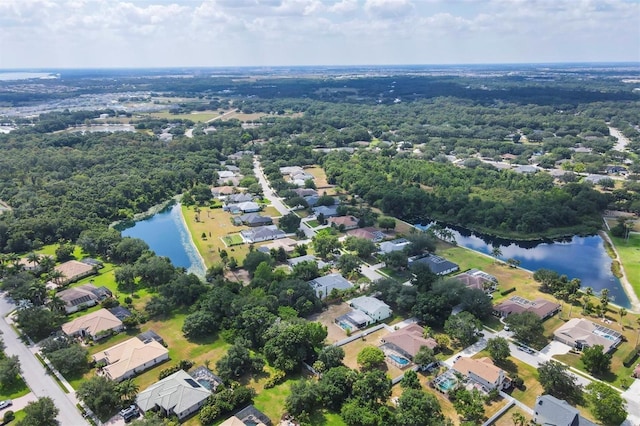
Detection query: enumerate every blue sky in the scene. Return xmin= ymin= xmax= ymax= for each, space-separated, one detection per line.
xmin=0 ymin=0 xmax=638 ymax=68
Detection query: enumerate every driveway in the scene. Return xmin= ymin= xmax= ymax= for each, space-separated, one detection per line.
xmin=360 ymin=263 xmax=385 ymax=282
xmin=0 ymin=392 xmax=37 ymax=415
xmin=622 ymin=379 xmax=640 ymax=426
xmin=0 ymin=295 xmax=88 ymax=425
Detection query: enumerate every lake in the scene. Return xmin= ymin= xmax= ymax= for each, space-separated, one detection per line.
xmin=415 ymin=224 xmax=631 ymax=308
xmin=121 ymin=204 xmax=206 ymax=277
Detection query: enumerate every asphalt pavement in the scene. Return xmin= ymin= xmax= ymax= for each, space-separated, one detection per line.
xmin=0 ymin=295 xmax=88 ymax=426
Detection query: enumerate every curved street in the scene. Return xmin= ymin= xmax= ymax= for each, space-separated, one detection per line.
xmin=0 ymin=295 xmax=88 ymax=426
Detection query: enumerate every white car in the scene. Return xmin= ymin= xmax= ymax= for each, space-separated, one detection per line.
xmin=0 ymin=400 xmax=12 ymax=410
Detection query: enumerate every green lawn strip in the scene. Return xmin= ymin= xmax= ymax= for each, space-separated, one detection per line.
xmin=252 ymin=375 xmax=297 ymax=422
xmin=306 ymin=219 xmax=320 ymax=228
xmin=609 ymin=233 xmax=640 ymax=298
xmin=0 ymin=376 xmax=29 ymax=400
xmin=34 ymin=353 xmax=68 ymax=394
xmin=6 ymin=409 xmax=26 ymax=424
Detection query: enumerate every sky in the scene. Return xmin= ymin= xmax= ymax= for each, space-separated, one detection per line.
xmin=0 ymin=0 xmax=639 ymax=69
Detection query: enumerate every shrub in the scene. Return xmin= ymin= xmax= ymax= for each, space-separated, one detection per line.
xmin=100 ymin=298 xmax=119 ymax=309
xmin=500 ymin=287 xmax=516 ymax=296
xmin=124 ymin=296 xmax=133 ymax=305
xmin=158 ymin=360 xmax=194 ymax=379
xmin=264 ymin=369 xmax=286 ymax=389
xmin=3 ymin=410 xmax=15 ymax=423
xmin=622 ymin=345 xmax=640 ymax=367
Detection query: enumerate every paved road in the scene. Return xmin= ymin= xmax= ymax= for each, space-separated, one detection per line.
xmin=253 ymin=157 xmax=290 ymax=216
xmin=360 ymin=263 xmax=385 ymax=282
xmin=0 ymin=296 xmax=88 ymax=426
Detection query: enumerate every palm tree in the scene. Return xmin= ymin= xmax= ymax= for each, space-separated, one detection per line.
xmin=27 ymin=282 xmax=47 ymax=306
xmin=619 ymin=307 xmax=627 ymax=329
xmin=26 ymin=252 xmax=41 ymax=269
xmin=583 ymin=287 xmax=593 ymax=312
xmin=567 ymin=293 xmax=579 ymax=319
xmin=47 ymin=293 xmax=66 ymax=315
xmin=491 ymin=245 xmax=502 ymax=263
xmin=117 ymin=379 xmax=139 ymax=404
xmin=600 ymin=288 xmax=610 ymax=316
xmin=512 ymin=411 xmax=526 ymax=426
xmin=38 ymin=255 xmax=55 ymax=275
xmin=47 ymin=270 xmax=66 ymax=287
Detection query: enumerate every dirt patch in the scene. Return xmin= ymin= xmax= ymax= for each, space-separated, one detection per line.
xmin=340 ymin=328 xmax=390 ymax=370
xmin=308 ymin=303 xmax=352 ymax=344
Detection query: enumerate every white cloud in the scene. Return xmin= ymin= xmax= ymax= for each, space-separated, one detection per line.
xmin=0 ymin=0 xmax=637 ymax=68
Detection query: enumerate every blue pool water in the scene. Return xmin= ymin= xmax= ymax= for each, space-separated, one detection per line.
xmin=438 ymin=378 xmax=457 ymax=391
xmin=388 ymin=354 xmax=410 ymax=366
xmin=338 ymin=321 xmax=352 ymax=331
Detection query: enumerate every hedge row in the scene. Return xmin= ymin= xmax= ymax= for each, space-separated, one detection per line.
xmin=622 ymin=345 xmax=640 ymax=368
xmin=500 ymin=287 xmax=517 ymax=296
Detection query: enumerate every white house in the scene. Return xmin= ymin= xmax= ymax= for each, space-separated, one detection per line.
xmin=136 ymin=370 xmax=211 ymax=420
xmin=349 ymin=296 xmax=392 ymax=322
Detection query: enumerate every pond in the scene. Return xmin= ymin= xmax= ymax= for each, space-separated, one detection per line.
xmin=120 ymin=204 xmax=206 ymax=277
xmin=415 ymin=224 xmax=631 ymax=308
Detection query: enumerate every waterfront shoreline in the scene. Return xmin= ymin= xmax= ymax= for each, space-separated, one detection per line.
xmin=177 ymin=203 xmax=208 ymax=277
xmin=599 ymin=230 xmax=640 ymax=312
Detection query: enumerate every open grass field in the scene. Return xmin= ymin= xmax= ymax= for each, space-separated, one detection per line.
xmin=609 ymin=232 xmax=640 ymax=297
xmin=146 ymin=111 xmax=221 ymax=122
xmin=221 ymin=234 xmax=244 ymax=246
xmin=182 ymin=205 xmax=251 ymax=267
xmin=221 ymin=111 xmax=268 ymax=122
xmin=305 ymin=166 xmax=335 ymax=193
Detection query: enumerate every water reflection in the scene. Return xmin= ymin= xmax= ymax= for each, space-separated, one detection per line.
xmin=415 ymin=223 xmax=630 ymax=308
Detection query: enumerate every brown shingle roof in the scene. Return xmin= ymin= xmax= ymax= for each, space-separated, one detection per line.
xmin=62 ymin=308 xmax=122 ymax=337
xmin=55 ymin=260 xmax=95 ymax=283
xmin=453 ymin=357 xmax=503 ymax=384
xmin=494 ymin=297 xmax=560 ymax=319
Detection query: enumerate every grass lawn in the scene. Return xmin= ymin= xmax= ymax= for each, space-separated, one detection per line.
xmin=0 ymin=377 xmax=29 ymax=400
xmin=608 ymin=232 xmax=640 ymax=298
xmin=305 ymin=166 xmax=334 ymax=193
xmin=6 ymin=409 xmax=26 ymax=424
xmin=379 ymin=267 xmax=413 ymax=282
xmin=221 ymin=234 xmax=244 ymax=246
xmin=306 ymin=220 xmax=320 ymax=228
xmin=490 ymin=405 xmax=532 ymax=426
xmin=182 ymin=205 xmax=251 ymax=267
xmin=147 ymin=111 xmax=221 ymax=122
xmin=261 ymin=206 xmax=281 ymax=218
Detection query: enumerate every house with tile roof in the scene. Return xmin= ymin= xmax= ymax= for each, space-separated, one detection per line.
xmin=61 ymin=308 xmax=123 ymax=340
xmin=380 ymin=323 xmax=437 ymax=359
xmin=493 ymin=296 xmax=561 ymax=320
xmin=93 ymin=337 xmax=169 ymax=382
xmin=54 ymin=260 xmax=97 ymax=285
xmin=452 ymin=357 xmax=508 ymax=391
xmin=328 ymin=215 xmax=359 ymax=231
xmin=136 ymin=369 xmax=211 ymax=420
xmin=553 ymin=318 xmax=622 ymax=353
xmin=57 ymin=284 xmax=112 ymax=313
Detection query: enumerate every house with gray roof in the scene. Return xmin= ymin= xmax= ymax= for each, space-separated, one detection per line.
xmin=136 ymin=369 xmax=211 ymax=420
xmin=240 ymin=225 xmax=286 ymax=243
xmin=227 ymin=193 xmax=254 ymax=204
xmin=534 ymin=395 xmax=597 ymax=426
xmin=349 ymin=296 xmax=391 ymax=322
xmin=287 ymin=255 xmax=327 ymax=269
xmin=234 ymin=213 xmax=273 ymax=227
xmin=409 ymin=254 xmax=459 ymax=275
xmin=236 ymin=201 xmax=261 ymax=213
xmin=378 ymin=238 xmax=410 ymax=254
xmin=312 ymin=205 xmax=340 ymax=218
xmin=309 ymin=273 xmax=353 ymax=299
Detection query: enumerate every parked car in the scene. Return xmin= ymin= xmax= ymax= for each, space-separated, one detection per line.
xmin=119 ymin=405 xmax=138 ymax=422
xmin=0 ymin=400 xmax=12 ymax=410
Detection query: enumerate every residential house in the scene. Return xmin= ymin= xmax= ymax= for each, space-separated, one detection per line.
xmin=236 ymin=201 xmax=261 ymax=213
xmin=304 ymin=195 xmax=321 ymax=207
xmin=137 ymin=330 xmax=165 ymax=345
xmin=380 ymin=323 xmax=437 ymax=359
xmin=18 ymin=254 xmax=53 ymax=271
xmin=312 ymin=205 xmax=340 ymax=218
xmin=453 ymin=269 xmax=497 ymax=292
xmin=349 ymin=296 xmax=392 ymax=322
xmin=211 ymin=186 xmax=236 ymax=199
xmin=328 ymin=215 xmax=359 ymax=231
xmin=308 ymin=273 xmax=353 ymax=299
xmin=218 ymin=170 xmax=236 ymax=180
xmin=279 ymin=166 xmax=304 ymax=176
xmin=234 ymin=213 xmax=273 ymax=227
xmin=585 ymin=174 xmax=609 ymax=184
xmin=513 ymin=165 xmax=539 ymax=174
xmin=136 ymin=370 xmax=211 ymax=420
xmin=228 ymin=150 xmax=254 ymax=161
xmin=409 ymin=254 xmax=459 ymax=275
xmin=227 ymin=193 xmax=254 ymax=204
xmin=606 ymin=165 xmax=627 ymax=175
xmin=57 ymin=284 xmax=112 ymax=314
xmin=533 ymin=395 xmax=598 ymax=426
xmin=219 ymin=405 xmax=271 ymax=426
xmin=224 ymin=165 xmax=240 ymax=173
xmin=292 ymin=188 xmax=317 ymax=197
xmin=346 ymin=227 xmax=386 ymax=242
xmin=493 ymin=296 xmax=561 ymax=320
xmin=256 ymin=238 xmax=298 ymax=254
xmin=54 ymin=260 xmax=97 ymax=285
xmin=92 ymin=338 xmax=169 ymax=382
xmin=61 ymin=308 xmax=123 ymax=340
xmin=240 ymin=226 xmax=286 ymax=243
xmin=452 ymin=357 xmax=508 ymax=391
xmin=378 ymin=238 xmax=410 ymax=254
xmin=553 ymin=318 xmax=622 ymax=353
xmin=287 ymin=255 xmax=328 ymax=269
xmin=335 ymin=310 xmax=374 ymax=330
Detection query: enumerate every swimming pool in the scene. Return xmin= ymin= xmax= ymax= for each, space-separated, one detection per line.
xmin=338 ymin=321 xmax=352 ymax=331
xmin=438 ymin=378 xmax=457 ymax=391
xmin=388 ymin=354 xmax=410 ymax=366
xmin=197 ymin=379 xmax=212 ymax=390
